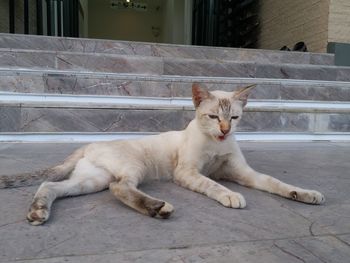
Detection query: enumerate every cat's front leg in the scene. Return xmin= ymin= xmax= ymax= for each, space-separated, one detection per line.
xmin=173 ymin=168 xmax=246 ymax=208
xmin=222 ymin=158 xmax=325 ymax=205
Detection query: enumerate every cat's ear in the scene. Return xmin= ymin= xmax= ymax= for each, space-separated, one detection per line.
xmin=233 ymin=84 xmax=256 ymax=107
xmin=192 ymin=83 xmax=212 ymax=108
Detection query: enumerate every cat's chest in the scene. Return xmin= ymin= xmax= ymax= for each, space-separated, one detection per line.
xmin=200 ymin=152 xmax=230 ymax=175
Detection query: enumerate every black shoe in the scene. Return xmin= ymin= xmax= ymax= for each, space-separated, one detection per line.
xmin=293 ymin=41 xmax=308 ymax=52
xmin=280 ymin=46 xmax=291 ymax=51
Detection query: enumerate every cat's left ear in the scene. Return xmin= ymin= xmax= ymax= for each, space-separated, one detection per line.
xmin=233 ymin=84 xmax=256 ymax=107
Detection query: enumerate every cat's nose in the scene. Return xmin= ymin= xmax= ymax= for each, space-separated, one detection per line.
xmin=220 ymin=128 xmax=230 ymax=135
xmin=220 ymin=122 xmax=231 ymax=135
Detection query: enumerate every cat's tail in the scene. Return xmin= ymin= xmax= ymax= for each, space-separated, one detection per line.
xmin=0 ymin=147 xmax=85 ymax=189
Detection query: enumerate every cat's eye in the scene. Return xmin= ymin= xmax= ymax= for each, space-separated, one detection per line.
xmin=231 ymin=116 xmax=239 ymax=120
xmin=208 ymin=115 xmax=219 ymax=120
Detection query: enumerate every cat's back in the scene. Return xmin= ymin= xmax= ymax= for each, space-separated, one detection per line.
xmin=84 ymin=130 xmax=184 ymax=175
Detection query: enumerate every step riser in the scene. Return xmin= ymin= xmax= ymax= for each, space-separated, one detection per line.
xmin=2 ymin=106 xmax=349 ymax=134
xmin=0 ymin=50 xmax=162 ymax=74
xmin=0 ymin=50 xmax=348 ymax=81
xmin=1 ymin=71 xmax=350 ymax=101
xmin=0 ymin=33 xmax=334 ymax=65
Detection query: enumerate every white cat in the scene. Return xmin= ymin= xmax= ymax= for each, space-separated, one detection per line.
xmin=21 ymin=83 xmax=324 ymax=225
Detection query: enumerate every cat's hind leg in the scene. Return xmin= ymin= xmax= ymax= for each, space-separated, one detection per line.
xmin=27 ymin=158 xmax=113 ymax=225
xmin=109 ymin=176 xmax=174 ymax=219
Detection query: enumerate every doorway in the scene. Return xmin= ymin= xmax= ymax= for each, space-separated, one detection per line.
xmin=192 ymin=0 xmax=259 ymax=48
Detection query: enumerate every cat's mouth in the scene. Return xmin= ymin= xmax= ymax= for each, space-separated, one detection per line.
xmin=217 ymin=135 xmax=226 ymax=141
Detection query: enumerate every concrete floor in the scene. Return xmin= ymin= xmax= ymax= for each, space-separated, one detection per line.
xmin=0 ymin=142 xmax=349 ymax=263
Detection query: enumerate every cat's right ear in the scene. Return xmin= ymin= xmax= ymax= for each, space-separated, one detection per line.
xmin=233 ymin=84 xmax=256 ymax=107
xmin=192 ymin=83 xmax=211 ymax=108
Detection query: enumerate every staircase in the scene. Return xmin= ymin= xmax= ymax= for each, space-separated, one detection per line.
xmin=1 ymin=33 xmax=350 ymax=142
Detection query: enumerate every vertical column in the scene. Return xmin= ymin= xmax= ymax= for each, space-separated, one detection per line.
xmin=36 ymin=0 xmax=43 ymax=34
xmin=9 ymin=0 xmax=15 ymax=33
xmin=57 ymin=0 xmax=62 ymax=36
xmin=24 ymin=0 xmax=29 ymax=34
xmin=47 ymin=0 xmax=52 ymax=35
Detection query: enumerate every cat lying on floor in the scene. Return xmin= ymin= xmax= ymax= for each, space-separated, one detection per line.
xmin=18 ymin=83 xmax=324 ymax=225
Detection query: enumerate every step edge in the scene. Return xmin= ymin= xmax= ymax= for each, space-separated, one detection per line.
xmin=1 ymin=132 xmax=350 ymax=143
xmin=1 ymin=92 xmax=350 ymax=113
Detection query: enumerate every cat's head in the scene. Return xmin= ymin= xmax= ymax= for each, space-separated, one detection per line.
xmin=192 ymin=83 xmax=255 ymax=142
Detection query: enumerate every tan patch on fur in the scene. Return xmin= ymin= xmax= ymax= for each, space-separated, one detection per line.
xmin=171 ymin=152 xmax=179 ymax=169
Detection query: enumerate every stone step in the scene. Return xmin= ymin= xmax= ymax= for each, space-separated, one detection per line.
xmin=0 ymin=33 xmax=334 ymax=65
xmin=1 ymin=93 xmax=349 ymax=134
xmin=0 ymin=49 xmax=348 ymax=81
xmin=1 ymin=68 xmax=350 ymax=101
xmin=1 ymin=132 xmax=350 ymax=143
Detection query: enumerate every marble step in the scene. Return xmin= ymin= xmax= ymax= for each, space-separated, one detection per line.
xmin=1 ymin=132 xmax=350 ymax=143
xmin=0 ymin=49 xmax=348 ymax=81
xmin=1 ymin=93 xmax=349 ymax=134
xmin=0 ymin=33 xmax=334 ymax=65
xmin=1 ymin=68 xmax=350 ymax=101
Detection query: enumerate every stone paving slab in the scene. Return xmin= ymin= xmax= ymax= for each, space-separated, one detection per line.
xmin=3 ymin=236 xmax=350 ymax=263
xmin=0 ymin=142 xmax=350 ymax=262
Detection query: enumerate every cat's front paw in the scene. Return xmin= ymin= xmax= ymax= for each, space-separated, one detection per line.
xmin=218 ymin=192 xmax=246 ymax=208
xmin=26 ymin=205 xmax=50 ymax=226
xmin=290 ymin=190 xmax=325 ymax=205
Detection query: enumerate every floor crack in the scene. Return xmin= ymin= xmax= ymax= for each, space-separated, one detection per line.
xmin=291 ymin=240 xmax=327 ymax=263
xmin=35 ymin=234 xmax=76 ymax=256
xmin=309 ymin=221 xmax=316 ymax=236
xmin=0 ymin=219 xmax=26 ymax=229
xmin=273 ymin=243 xmax=306 ymax=263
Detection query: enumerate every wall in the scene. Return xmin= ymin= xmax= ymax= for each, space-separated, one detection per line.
xmin=88 ymin=0 xmax=163 ymax=42
xmin=79 ymin=0 xmax=89 ymax=38
xmin=328 ymin=0 xmax=350 ymax=44
xmin=258 ymin=0 xmax=330 ymax=52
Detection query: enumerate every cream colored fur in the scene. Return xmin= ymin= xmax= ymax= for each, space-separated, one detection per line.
xmin=26 ymin=83 xmax=325 ymax=225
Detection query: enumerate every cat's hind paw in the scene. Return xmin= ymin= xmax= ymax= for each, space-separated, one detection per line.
xmin=218 ymin=192 xmax=246 ymax=208
xmin=146 ymin=200 xmax=174 ymax=219
xmin=158 ymin=202 xmax=174 ymax=219
xmin=290 ymin=190 xmax=325 ymax=205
